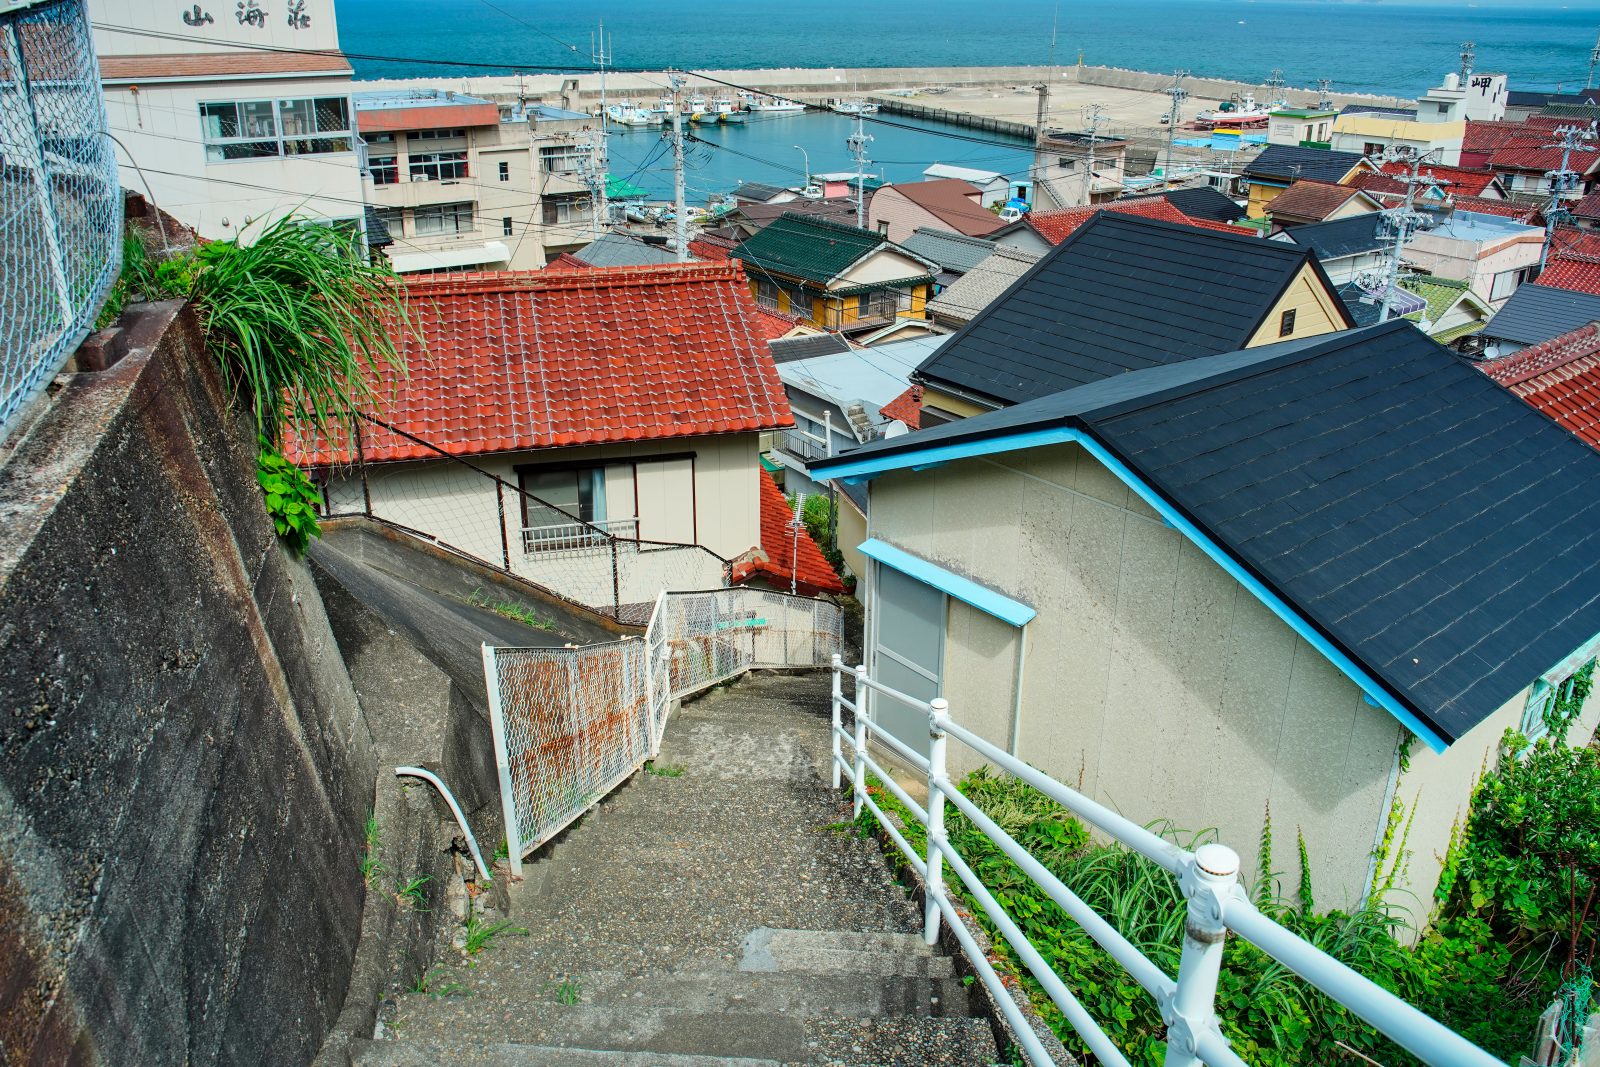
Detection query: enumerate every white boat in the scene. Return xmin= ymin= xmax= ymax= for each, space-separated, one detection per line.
xmin=1195 ymin=92 xmax=1274 ymax=127
xmin=742 ymin=91 xmax=805 ymax=113
xmin=828 ymin=98 xmax=879 ymax=115
xmin=604 ymin=103 xmax=654 ymax=126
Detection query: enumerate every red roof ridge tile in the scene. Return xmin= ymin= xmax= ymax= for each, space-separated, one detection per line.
xmin=1482 ymin=322 xmax=1600 ymax=386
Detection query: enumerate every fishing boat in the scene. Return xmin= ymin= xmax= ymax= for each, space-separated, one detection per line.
xmin=1195 ymin=92 xmax=1273 ymax=127
xmin=828 ymin=98 xmax=879 ymax=115
xmin=604 ymin=103 xmax=655 ymax=126
xmin=741 ymin=91 xmax=805 ymax=113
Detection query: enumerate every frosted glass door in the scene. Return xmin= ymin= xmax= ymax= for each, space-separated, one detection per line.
xmin=871 ymin=563 xmax=944 ymax=760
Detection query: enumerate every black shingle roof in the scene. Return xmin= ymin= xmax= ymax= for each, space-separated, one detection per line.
xmin=732 ymin=182 xmax=787 ymax=202
xmin=1339 ymin=104 xmax=1418 ymax=119
xmin=1281 ymin=214 xmax=1387 ymax=261
xmin=1118 ymin=186 xmax=1248 ymax=223
xmin=913 ymin=212 xmax=1346 ymax=405
xmin=769 ymin=333 xmax=853 ymax=363
xmin=363 ymin=205 xmax=393 ymax=248
xmin=1483 ymin=283 xmax=1600 ymax=346
xmin=818 ymin=321 xmax=1600 ymax=744
xmin=1244 ymin=144 xmax=1367 ymax=184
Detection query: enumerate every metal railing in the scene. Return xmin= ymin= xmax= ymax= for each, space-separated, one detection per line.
xmin=0 ymin=0 xmax=122 ymax=436
xmin=828 ymin=656 xmax=1505 ymax=1067
xmin=482 ymin=588 xmax=843 ymax=877
xmin=521 ymin=516 xmax=639 ymax=555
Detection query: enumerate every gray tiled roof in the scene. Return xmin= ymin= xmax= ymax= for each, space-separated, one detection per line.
xmin=1244 ymin=144 xmax=1367 ymax=184
xmin=818 ymin=320 xmax=1600 ymax=744
xmin=769 ymin=333 xmax=853 ymax=364
xmin=925 ymin=246 xmax=1042 ymax=325
xmin=1280 ymin=214 xmax=1388 ymax=261
xmin=732 ymin=182 xmax=788 ymax=202
xmin=572 ymin=233 xmax=678 ymax=267
xmin=915 ymin=212 xmax=1341 ymax=404
xmin=899 ymin=228 xmax=997 ymax=275
xmin=1483 ymin=283 xmax=1600 ymax=346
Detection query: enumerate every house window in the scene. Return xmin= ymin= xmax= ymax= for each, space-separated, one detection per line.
xmin=540 ymin=144 xmax=584 ymax=174
xmin=200 ymin=96 xmax=353 ymax=161
xmin=519 ymin=465 xmax=615 ymax=551
xmin=1279 ymin=308 xmax=1297 ymax=336
xmin=373 ymin=206 xmax=405 ymax=236
xmin=859 ymin=288 xmax=899 ymax=319
xmin=367 ymin=133 xmax=395 ymax=145
xmin=1363 ymin=142 xmax=1386 ymax=157
xmin=412 ymin=202 xmax=474 ymax=236
xmin=542 ymin=194 xmax=589 ymax=225
xmin=409 ymin=150 xmax=468 ymax=181
xmin=409 ymin=128 xmax=465 ymax=141
xmin=369 ymin=155 xmax=397 ymax=185
xmin=876 ymin=220 xmax=890 ymax=236
xmin=1523 ymin=660 xmax=1597 ymax=740
xmin=502 ymin=216 xmax=514 ymax=236
xmin=1491 ymin=265 xmax=1537 ymax=301
xmin=1057 ymin=157 xmax=1078 ymax=171
xmin=752 ymin=276 xmax=780 ymax=311
xmin=498 ymin=160 xmax=511 ymax=182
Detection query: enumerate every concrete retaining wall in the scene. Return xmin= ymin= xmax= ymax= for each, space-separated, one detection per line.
xmin=0 ymin=303 xmax=378 ymax=1066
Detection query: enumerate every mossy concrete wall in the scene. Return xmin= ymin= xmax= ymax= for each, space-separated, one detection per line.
xmin=0 ymin=303 xmax=377 ymax=1065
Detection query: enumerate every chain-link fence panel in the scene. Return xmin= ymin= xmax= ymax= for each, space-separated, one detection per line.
xmin=483 ymin=639 xmax=652 ymax=863
xmin=485 ymin=589 xmax=843 ymax=871
xmin=0 ymin=0 xmax=121 ymax=434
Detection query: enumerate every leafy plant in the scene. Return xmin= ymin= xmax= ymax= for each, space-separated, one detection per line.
xmin=395 ymin=875 xmax=431 ymax=913
xmin=185 ymin=214 xmax=411 ymax=446
xmin=257 ymin=438 xmax=323 ymax=556
xmin=645 ymin=761 xmax=685 ymax=778
xmin=548 ymin=977 xmax=582 ymax=1005
xmin=463 ymin=911 xmax=528 ymax=955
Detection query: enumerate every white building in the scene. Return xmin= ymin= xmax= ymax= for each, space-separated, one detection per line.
xmin=356 ymin=92 xmax=600 ymax=272
xmin=93 ymin=0 xmax=365 ymax=240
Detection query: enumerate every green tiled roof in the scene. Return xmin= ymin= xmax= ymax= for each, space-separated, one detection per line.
xmin=1432 ymin=320 xmax=1487 ymax=344
xmin=1399 ymin=275 xmax=1469 ymax=324
xmin=605 ymin=174 xmax=649 ymax=199
xmin=732 ymin=213 xmax=887 ymax=285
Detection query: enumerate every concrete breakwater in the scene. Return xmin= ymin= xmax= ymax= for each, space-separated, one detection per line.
xmin=351 ymin=63 xmax=1410 ymax=110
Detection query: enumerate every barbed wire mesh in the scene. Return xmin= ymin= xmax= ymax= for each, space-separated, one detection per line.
xmin=319 ymin=414 xmax=731 ymax=619
xmin=0 ymin=0 xmax=122 ymax=433
xmin=486 ymin=588 xmax=844 ymax=865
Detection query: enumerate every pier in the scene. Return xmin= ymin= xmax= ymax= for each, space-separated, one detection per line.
xmin=867 ymin=97 xmax=1035 ymax=141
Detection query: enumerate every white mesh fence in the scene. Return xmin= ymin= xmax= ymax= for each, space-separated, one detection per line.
xmin=486 ymin=589 xmax=844 ymax=867
xmin=0 ymin=0 xmax=121 ymax=433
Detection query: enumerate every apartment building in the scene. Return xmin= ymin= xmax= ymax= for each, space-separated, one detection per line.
xmin=93 ymin=0 xmax=365 ymax=241
xmin=357 ymin=93 xmax=600 ymax=272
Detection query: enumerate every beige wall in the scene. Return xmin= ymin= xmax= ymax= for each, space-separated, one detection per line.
xmin=326 ymin=433 xmax=761 ymax=605
xmin=1246 ymin=265 xmax=1349 ymax=346
xmin=1405 ymin=230 xmax=1544 ymax=307
xmin=837 ymin=495 xmax=869 ymax=583
xmin=866 ymin=443 xmax=1418 ymax=910
xmin=838 ymin=247 xmax=935 ymax=288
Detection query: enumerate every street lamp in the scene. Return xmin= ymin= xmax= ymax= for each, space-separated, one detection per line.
xmin=794 ymin=144 xmax=810 ymax=189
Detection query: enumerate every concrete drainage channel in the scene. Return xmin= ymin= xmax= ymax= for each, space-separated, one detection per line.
xmin=336 ymin=671 xmax=1053 ymax=1066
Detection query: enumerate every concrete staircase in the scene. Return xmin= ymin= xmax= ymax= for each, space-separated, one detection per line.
xmin=349 ymin=672 xmax=1002 ymax=1066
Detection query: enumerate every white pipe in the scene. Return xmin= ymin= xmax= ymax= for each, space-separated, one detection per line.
xmin=393 ymin=766 xmax=493 ymax=883
xmin=1009 ymin=624 xmax=1029 ymax=756
xmin=930 ymin=885 xmax=1055 ymax=1067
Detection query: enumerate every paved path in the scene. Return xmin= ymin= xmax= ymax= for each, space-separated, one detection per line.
xmin=352 ymin=671 xmax=1002 ymax=1066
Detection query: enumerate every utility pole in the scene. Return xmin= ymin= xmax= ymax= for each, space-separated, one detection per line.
xmin=669 ymin=71 xmax=687 ymax=262
xmin=1265 ymin=68 xmax=1287 ymax=107
xmin=1316 ymin=78 xmax=1333 ymax=112
xmin=847 ymin=114 xmax=873 ymax=228
xmin=1459 ymin=41 xmax=1475 ymax=81
xmin=1540 ymin=123 xmax=1597 ymax=268
xmin=1162 ymin=71 xmax=1188 ymax=184
xmin=1081 ymin=104 xmax=1106 ymax=206
xmin=591 ymin=20 xmax=610 ymax=234
xmin=1589 ymin=29 xmax=1600 ymax=90
xmin=1360 ymin=146 xmax=1444 ymax=322
xmin=1030 ymin=82 xmax=1050 ymax=208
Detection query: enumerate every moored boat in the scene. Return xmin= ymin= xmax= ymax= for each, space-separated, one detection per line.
xmin=1196 ymin=92 xmax=1273 ymax=127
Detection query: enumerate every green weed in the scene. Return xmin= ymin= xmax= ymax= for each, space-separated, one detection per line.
xmin=395 ymin=875 xmax=431 ymax=912
xmin=548 ymin=977 xmax=582 ymax=1005
xmin=463 ymin=911 xmax=528 ymax=955
xmin=412 ymin=966 xmax=467 ymax=998
xmin=468 ymin=588 xmax=556 ymax=631
xmin=645 ymin=761 xmax=685 ymax=778
xmin=360 ymin=811 xmax=385 ymax=887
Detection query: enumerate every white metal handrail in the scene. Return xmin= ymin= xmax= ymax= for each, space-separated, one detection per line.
xmin=521 ymin=516 xmax=639 ymax=554
xmin=828 ymin=656 xmax=1505 ymax=1067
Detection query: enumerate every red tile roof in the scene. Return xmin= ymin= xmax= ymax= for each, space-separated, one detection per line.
xmin=751 ymin=309 xmax=804 ymax=340
xmin=293 ymin=263 xmax=793 ymax=465
xmin=99 ymin=49 xmax=351 ymax=81
xmin=731 ymin=472 xmax=847 ymax=595
xmin=1380 ymin=161 xmax=1501 ymax=196
xmin=1571 ymin=191 xmax=1600 ymax=220
xmin=880 ymin=385 xmax=922 ymax=430
xmin=1464 ymin=120 xmax=1550 ymax=156
xmin=1537 ymin=258 xmax=1600 ymax=295
xmin=1267 ymin=180 xmax=1369 ymax=221
xmin=1480 ymin=323 xmax=1600 ymax=450
xmin=1452 ymin=195 xmax=1540 ymax=221
xmin=688 ymin=237 xmax=733 ymax=262
xmin=879 ymin=179 xmax=1004 ymax=238
xmin=542 ymin=253 xmax=592 ymax=270
xmin=1487 ymin=144 xmax=1600 ymax=174
xmin=1025 ymin=197 xmax=1241 ymax=245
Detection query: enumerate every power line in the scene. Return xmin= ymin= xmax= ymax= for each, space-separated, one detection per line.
xmin=468 ymin=0 xmax=582 ymax=56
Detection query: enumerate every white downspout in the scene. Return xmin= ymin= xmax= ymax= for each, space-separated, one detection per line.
xmin=1009 ymin=624 xmax=1030 ymax=756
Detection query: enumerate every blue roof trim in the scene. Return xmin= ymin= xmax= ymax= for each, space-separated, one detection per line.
xmin=820 ymin=426 xmax=1451 ymax=752
xmin=860 ymin=539 xmax=1037 ymax=627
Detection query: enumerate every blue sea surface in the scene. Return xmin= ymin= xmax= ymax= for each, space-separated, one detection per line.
xmin=338 ymin=0 xmax=1600 ymax=98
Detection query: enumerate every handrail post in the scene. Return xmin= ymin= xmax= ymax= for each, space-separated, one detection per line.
xmin=924 ymin=697 xmax=949 ymax=946
xmin=851 ymin=663 xmax=868 ymax=819
xmin=1164 ymin=843 xmax=1240 ymax=1066
xmin=830 ymin=653 xmax=844 ymax=789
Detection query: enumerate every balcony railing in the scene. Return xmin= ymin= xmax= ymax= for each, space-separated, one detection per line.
xmin=522 ymin=517 xmax=639 ymax=555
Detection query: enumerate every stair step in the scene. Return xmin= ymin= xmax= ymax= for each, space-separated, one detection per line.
xmin=537 ymin=970 xmax=979 ymax=1018
xmin=351 ymin=1040 xmax=779 ymax=1066
xmin=358 ymin=1008 xmax=997 ymax=1065
xmin=740 ymin=927 xmax=955 ymax=978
